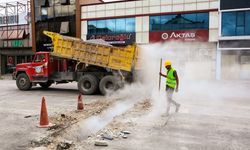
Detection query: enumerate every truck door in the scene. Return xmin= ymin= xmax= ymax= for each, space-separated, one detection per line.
xmin=31 ymin=53 xmax=49 ymax=81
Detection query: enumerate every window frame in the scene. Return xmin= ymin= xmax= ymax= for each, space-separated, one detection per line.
xmin=149 ymin=12 xmax=209 ymax=32
xmin=87 ymin=17 xmax=135 ymax=35
xmin=221 ymin=10 xmax=250 ymax=36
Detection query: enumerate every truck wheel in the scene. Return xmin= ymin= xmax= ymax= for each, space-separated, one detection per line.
xmin=16 ymin=73 xmax=32 ymax=91
xmin=39 ymin=81 xmax=52 ymax=89
xmin=78 ymin=74 xmax=99 ymax=95
xmin=99 ymin=75 xmax=119 ymax=95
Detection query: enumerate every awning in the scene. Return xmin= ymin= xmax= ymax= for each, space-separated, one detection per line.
xmin=0 ymin=29 xmax=25 ymax=40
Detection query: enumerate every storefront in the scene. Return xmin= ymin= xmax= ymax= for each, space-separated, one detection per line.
xmin=149 ymin=12 xmax=209 ymax=42
xmin=79 ymin=0 xmax=219 ymax=79
xmin=0 ymin=49 xmax=33 ymax=74
xmin=217 ymin=0 xmax=250 ymax=80
xmin=0 ymin=1 xmax=33 ymax=75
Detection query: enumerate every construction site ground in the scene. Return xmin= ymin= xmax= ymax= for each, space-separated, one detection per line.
xmin=1 ymin=76 xmax=250 ymax=150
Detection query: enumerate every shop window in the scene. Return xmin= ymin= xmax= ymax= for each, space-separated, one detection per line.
xmin=150 ymin=12 xmax=209 ymax=32
xmin=222 ymin=10 xmax=250 ymax=36
xmin=96 ymin=20 xmax=106 ymax=34
xmin=196 ymin=13 xmax=209 ymax=29
xmin=222 ymin=12 xmax=236 ymax=36
xmin=106 ymin=19 xmax=115 ymax=33
xmin=116 ymin=19 xmax=126 ymax=33
xmin=17 ymin=56 xmax=26 ymax=64
xmin=88 ymin=21 xmax=97 ymax=34
xmin=150 ymin=16 xmax=161 ymax=31
xmin=126 ymin=18 xmax=135 ymax=32
xmin=246 ymin=11 xmax=250 ymax=35
xmin=87 ymin=18 xmax=135 ymax=35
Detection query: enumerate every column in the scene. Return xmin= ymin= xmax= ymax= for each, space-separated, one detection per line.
xmin=216 ymin=45 xmax=221 ymax=80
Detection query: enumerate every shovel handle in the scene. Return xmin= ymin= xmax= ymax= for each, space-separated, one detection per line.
xmin=159 ymin=58 xmax=162 ymax=91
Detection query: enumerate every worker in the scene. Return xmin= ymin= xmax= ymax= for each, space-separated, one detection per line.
xmin=159 ymin=60 xmax=180 ymax=116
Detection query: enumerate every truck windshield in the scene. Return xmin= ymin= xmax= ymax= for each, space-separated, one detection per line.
xmin=34 ymin=54 xmax=45 ymax=62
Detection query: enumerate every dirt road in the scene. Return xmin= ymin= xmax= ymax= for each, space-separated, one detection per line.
xmin=0 ymin=79 xmax=105 ymax=150
xmin=1 ymin=77 xmax=250 ymax=150
xmin=35 ymin=80 xmax=250 ymax=150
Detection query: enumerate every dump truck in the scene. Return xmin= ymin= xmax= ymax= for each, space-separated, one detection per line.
xmin=14 ymin=31 xmax=139 ymax=95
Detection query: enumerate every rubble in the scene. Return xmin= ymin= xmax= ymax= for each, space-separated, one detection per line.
xmin=121 ymin=130 xmax=131 ymax=134
xmin=101 ymin=134 xmax=114 ymax=140
xmin=30 ymin=137 xmax=52 ymax=147
xmin=56 ymin=140 xmax=73 ymax=150
xmin=121 ymin=134 xmax=128 ymax=139
xmin=94 ymin=140 xmax=108 ymax=146
xmin=24 ymin=115 xmax=32 ymax=118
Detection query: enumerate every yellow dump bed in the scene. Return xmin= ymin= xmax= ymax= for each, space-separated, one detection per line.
xmin=43 ymin=31 xmax=138 ymax=72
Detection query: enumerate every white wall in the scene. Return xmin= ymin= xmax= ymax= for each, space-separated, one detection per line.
xmin=136 ymin=16 xmax=149 ymax=44
xmin=209 ymin=11 xmax=219 ymax=42
xmin=81 ymin=0 xmax=219 ymax=41
xmin=81 ymin=0 xmax=219 ymax=19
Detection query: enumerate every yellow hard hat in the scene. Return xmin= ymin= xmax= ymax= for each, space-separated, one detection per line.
xmin=164 ymin=60 xmax=172 ymax=66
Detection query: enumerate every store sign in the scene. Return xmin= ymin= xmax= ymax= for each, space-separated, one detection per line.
xmin=12 ymin=40 xmax=24 ymax=47
xmin=87 ymin=33 xmax=135 ymax=45
xmin=3 ymin=40 xmax=25 ymax=47
xmin=149 ymin=30 xmax=209 ymax=42
xmin=0 ymin=12 xmax=29 ymax=26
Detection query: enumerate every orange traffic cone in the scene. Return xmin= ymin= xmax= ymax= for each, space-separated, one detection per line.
xmin=77 ymin=94 xmax=84 ymax=111
xmin=37 ymin=97 xmax=53 ymax=128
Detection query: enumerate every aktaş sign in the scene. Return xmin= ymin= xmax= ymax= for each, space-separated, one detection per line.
xmin=161 ymin=32 xmax=196 ymax=40
xmin=150 ymin=29 xmax=209 ymax=42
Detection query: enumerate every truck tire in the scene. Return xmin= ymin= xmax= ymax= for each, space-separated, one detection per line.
xmin=39 ymin=81 xmax=52 ymax=89
xmin=16 ymin=73 xmax=32 ymax=91
xmin=99 ymin=75 xmax=119 ymax=95
xmin=78 ymin=74 xmax=99 ymax=95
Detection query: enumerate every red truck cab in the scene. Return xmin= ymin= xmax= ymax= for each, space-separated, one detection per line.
xmin=15 ymin=52 xmax=52 ymax=90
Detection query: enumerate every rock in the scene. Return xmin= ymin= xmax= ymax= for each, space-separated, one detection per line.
xmin=61 ymin=114 xmax=66 ymax=118
xmin=57 ymin=140 xmax=73 ymax=150
xmin=94 ymin=140 xmax=108 ymax=146
xmin=102 ymin=134 xmax=113 ymax=140
xmin=30 ymin=137 xmax=52 ymax=147
xmin=122 ymin=134 xmax=128 ymax=139
xmin=121 ymin=130 xmax=131 ymax=134
xmin=47 ymin=124 xmax=61 ymax=131
xmin=24 ymin=115 xmax=32 ymax=118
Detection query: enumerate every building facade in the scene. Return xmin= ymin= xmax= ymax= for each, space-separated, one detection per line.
xmin=0 ymin=1 xmax=32 ymax=75
xmin=79 ymin=0 xmax=219 ymax=79
xmin=217 ymin=0 xmax=250 ymax=80
xmin=31 ymin=0 xmax=76 ymax=52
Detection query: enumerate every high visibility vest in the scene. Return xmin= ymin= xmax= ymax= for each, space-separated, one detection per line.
xmin=166 ymin=68 xmax=176 ymax=88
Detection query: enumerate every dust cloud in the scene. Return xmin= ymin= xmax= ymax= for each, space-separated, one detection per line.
xmin=113 ymin=41 xmax=248 ymax=117
xmin=102 ymin=41 xmax=219 ymax=118
xmin=75 ymin=41 xmax=249 ymax=138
